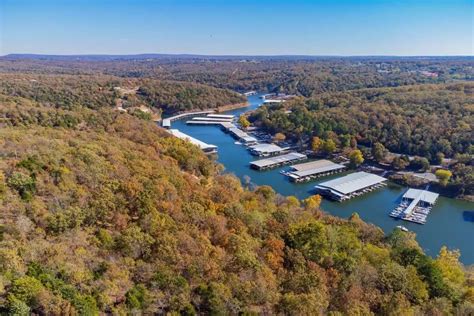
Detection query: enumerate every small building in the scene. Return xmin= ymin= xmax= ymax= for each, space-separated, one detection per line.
xmin=249 ymin=143 xmax=288 ymax=157
xmin=250 ymin=152 xmax=307 ymax=170
xmin=284 ymin=160 xmax=346 ymax=182
xmin=162 ymin=119 xmax=171 ymax=129
xmin=168 ymin=129 xmax=217 ymax=154
xmin=389 ymin=189 xmax=439 ymax=224
xmin=315 ymin=171 xmax=387 ymax=201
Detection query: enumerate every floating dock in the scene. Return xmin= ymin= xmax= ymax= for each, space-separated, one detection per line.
xmin=191 ymin=117 xmax=233 ymax=122
xmin=228 ymin=127 xmax=258 ymax=145
xmin=206 ymin=114 xmax=235 ymax=119
xmin=315 ymin=172 xmax=387 ymax=201
xmin=161 ymin=110 xmax=215 ymax=128
xmin=186 ymin=120 xmax=225 ymax=126
xmin=284 ymin=159 xmax=346 ymax=182
xmin=168 ymin=129 xmax=217 ymax=154
xmin=389 ymin=189 xmax=439 ymax=224
xmin=249 ymin=143 xmax=289 ymax=157
xmin=250 ymin=152 xmax=307 ymax=170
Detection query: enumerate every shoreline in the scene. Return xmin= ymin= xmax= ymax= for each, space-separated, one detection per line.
xmin=216 ymin=101 xmax=250 ymax=112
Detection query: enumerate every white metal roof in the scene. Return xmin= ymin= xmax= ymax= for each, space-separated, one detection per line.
xmin=250 ymin=143 xmax=284 ymax=153
xmin=192 ymin=117 xmax=233 ymax=122
xmin=315 ymin=172 xmax=387 ymax=195
xmin=207 ymin=114 xmax=235 ymax=119
xmin=288 ymin=160 xmax=345 ymax=178
xmin=251 ymin=152 xmax=307 ymax=168
xmin=162 ymin=119 xmax=171 ymax=127
xmin=403 ymin=188 xmax=439 ymax=204
xmin=168 ymin=129 xmax=217 ymax=150
xmin=220 ymin=122 xmax=236 ymax=129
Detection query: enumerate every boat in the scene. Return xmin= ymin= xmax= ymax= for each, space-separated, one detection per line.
xmin=396 ymin=225 xmax=409 ymax=232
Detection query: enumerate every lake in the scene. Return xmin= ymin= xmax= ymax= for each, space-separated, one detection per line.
xmin=170 ymin=93 xmax=474 ymax=264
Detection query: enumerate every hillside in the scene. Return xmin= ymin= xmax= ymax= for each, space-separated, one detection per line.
xmin=0 ymin=93 xmax=473 ymax=314
xmin=0 ymin=73 xmax=246 ymax=115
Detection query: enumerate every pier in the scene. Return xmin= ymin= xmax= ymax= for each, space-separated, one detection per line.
xmin=315 ymin=172 xmax=387 ymax=201
xmin=168 ymin=129 xmax=217 ymax=154
xmin=389 ymin=189 xmax=439 ymax=224
xmin=283 ymin=160 xmax=346 ymax=183
xmin=250 ymin=152 xmax=307 ymax=170
xmin=161 ymin=110 xmax=215 ymax=128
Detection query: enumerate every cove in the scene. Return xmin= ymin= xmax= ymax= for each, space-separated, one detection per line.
xmin=170 ymin=94 xmax=474 ymax=264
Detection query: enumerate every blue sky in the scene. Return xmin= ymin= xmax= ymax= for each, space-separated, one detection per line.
xmin=1 ymin=0 xmax=472 ymax=56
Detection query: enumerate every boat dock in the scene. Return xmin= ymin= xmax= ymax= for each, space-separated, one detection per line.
xmin=315 ymin=172 xmax=387 ymax=201
xmin=191 ymin=117 xmax=233 ymax=122
xmin=228 ymin=127 xmax=258 ymax=145
xmin=162 ymin=110 xmax=215 ymax=128
xmin=249 ymin=143 xmax=289 ymax=157
xmin=168 ymin=129 xmax=217 ymax=154
xmin=389 ymin=189 xmax=439 ymax=224
xmin=206 ymin=114 xmax=235 ymax=119
xmin=250 ymin=152 xmax=307 ymax=170
xmin=283 ymin=160 xmax=346 ymax=183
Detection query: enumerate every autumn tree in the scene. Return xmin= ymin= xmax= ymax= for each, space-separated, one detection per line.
xmin=349 ymin=149 xmax=364 ymax=168
xmin=311 ymin=137 xmax=323 ymax=153
xmin=435 ymin=169 xmax=452 ymax=186
xmin=238 ymin=115 xmax=250 ymax=129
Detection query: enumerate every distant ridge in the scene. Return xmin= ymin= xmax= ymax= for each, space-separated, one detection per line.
xmin=2 ymin=53 xmax=473 ymax=62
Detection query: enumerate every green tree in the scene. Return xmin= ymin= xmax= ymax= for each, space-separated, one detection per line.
xmin=322 ymin=139 xmax=337 ymax=154
xmin=372 ymin=142 xmax=387 ymax=162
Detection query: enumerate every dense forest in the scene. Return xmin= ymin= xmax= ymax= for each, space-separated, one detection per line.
xmin=0 ymin=73 xmax=245 ymax=115
xmin=249 ymin=83 xmax=473 ymax=159
xmin=0 ymin=91 xmax=473 ymax=314
xmin=1 ymin=56 xmax=473 ymax=96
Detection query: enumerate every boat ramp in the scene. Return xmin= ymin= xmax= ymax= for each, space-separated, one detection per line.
xmin=389 ymin=189 xmax=439 ymax=224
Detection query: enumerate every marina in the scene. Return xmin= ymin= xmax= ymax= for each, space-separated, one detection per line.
xmin=283 ymin=159 xmax=346 ymax=183
xmin=250 ymin=152 xmax=307 ymax=170
xmin=169 ymin=93 xmax=474 ymax=264
xmin=314 ymin=171 xmax=387 ymax=201
xmin=390 ymin=189 xmax=439 ymax=224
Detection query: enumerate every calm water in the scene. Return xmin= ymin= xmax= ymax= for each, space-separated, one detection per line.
xmin=170 ymin=94 xmax=474 ymax=264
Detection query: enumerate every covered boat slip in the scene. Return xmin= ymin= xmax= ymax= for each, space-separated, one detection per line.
xmin=228 ymin=127 xmax=258 ymax=145
xmin=389 ymin=188 xmax=439 ymax=224
xmin=249 ymin=143 xmax=289 ymax=157
xmin=250 ymin=152 xmax=308 ymax=170
xmin=168 ymin=129 xmax=217 ymax=154
xmin=191 ymin=117 xmax=234 ymax=122
xmin=315 ymin=171 xmax=387 ymax=201
xmin=206 ymin=114 xmax=235 ymax=119
xmin=284 ymin=159 xmax=346 ymax=182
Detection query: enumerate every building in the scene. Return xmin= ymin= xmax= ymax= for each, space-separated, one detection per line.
xmin=315 ymin=171 xmax=387 ymax=201
xmin=250 ymin=152 xmax=307 ymax=170
xmin=168 ymin=129 xmax=217 ymax=154
xmin=389 ymin=189 xmax=439 ymax=224
xmin=228 ymin=127 xmax=258 ymax=145
xmin=249 ymin=143 xmax=288 ymax=157
xmin=284 ymin=159 xmax=346 ymax=182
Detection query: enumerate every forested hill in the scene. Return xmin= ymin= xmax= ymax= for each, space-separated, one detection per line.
xmin=0 ymin=91 xmax=473 ymax=314
xmin=0 ymin=73 xmax=246 ymax=114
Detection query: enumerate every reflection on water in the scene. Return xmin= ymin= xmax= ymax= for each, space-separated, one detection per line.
xmin=168 ymin=93 xmax=474 ymax=264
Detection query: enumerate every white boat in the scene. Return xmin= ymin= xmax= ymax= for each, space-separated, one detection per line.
xmin=396 ymin=225 xmax=409 ymax=232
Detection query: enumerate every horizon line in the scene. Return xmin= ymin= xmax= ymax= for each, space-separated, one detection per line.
xmin=2 ymin=53 xmax=473 ymax=58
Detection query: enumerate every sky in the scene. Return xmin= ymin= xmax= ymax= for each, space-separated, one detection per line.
xmin=1 ymin=0 xmax=473 ymax=56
